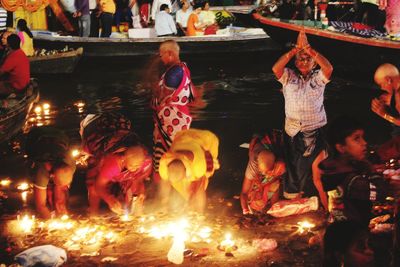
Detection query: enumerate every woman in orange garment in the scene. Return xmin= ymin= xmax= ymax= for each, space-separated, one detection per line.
xmin=186 ymin=3 xmax=206 ymax=36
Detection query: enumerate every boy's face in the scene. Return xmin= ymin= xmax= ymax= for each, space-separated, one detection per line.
xmin=337 ymin=129 xmax=367 ymax=161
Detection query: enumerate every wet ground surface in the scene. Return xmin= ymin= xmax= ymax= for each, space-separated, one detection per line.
xmin=0 ymin=51 xmax=398 ymax=265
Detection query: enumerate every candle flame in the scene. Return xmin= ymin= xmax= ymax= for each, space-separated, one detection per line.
xmin=17 ymin=182 xmax=30 ymax=191
xmin=0 ymin=178 xmax=11 ymax=186
xmin=18 ymin=214 xmax=35 ymax=233
xmin=42 ymin=103 xmax=50 ymax=110
xmin=71 ymin=149 xmax=80 ymax=158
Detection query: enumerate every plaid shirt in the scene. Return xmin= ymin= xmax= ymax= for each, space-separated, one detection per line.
xmin=279 ymin=68 xmax=330 ymax=137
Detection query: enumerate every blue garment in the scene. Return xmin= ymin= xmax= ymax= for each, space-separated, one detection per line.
xmin=165 ymin=65 xmax=184 ymax=89
xmin=15 ymin=245 xmax=67 ymax=267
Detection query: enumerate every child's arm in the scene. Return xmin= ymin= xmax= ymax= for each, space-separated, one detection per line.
xmin=312 ymin=150 xmax=328 ymax=210
xmin=240 ymin=178 xmax=253 ymax=215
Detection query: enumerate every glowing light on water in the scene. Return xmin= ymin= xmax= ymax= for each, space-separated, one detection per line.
xmin=17 ymin=182 xmax=30 ymax=191
xmin=0 ymin=178 xmax=11 ymax=186
xmin=34 ymin=106 xmax=42 ymax=114
xmin=297 ymin=220 xmax=315 ymax=234
xmin=21 ymin=191 xmax=28 ymax=204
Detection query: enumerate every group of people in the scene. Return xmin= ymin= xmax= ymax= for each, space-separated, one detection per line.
xmin=154 ymin=0 xmax=217 ymax=36
xmin=13 ymin=31 xmax=400 ymax=265
xmin=54 ymin=0 xmax=219 ymax=37
xmin=264 ymin=0 xmax=400 ymax=36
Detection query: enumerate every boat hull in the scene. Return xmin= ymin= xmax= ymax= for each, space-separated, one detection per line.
xmin=33 ymin=34 xmax=278 ymax=57
xmin=0 ymin=82 xmax=39 ymax=144
xmin=29 ymin=47 xmax=83 ymax=74
xmin=253 ymin=14 xmax=400 ymax=70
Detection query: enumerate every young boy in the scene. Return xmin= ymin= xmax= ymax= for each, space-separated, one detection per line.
xmin=240 ymin=130 xmax=286 ymax=215
xmin=319 ymin=117 xmax=388 ymax=226
xmin=26 ymin=126 xmax=76 ymax=219
xmin=158 ymin=128 xmax=219 ymax=213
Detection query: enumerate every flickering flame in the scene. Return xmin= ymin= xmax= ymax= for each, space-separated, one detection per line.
xmin=34 ymin=106 xmax=42 ymax=114
xmin=42 ymin=103 xmax=50 ymax=110
xmin=18 ymin=214 xmax=35 ymax=233
xmin=0 ymin=178 xmax=11 ymax=186
xmin=220 ymin=233 xmax=235 ymax=248
xmin=297 ymin=220 xmax=315 ymax=234
xmin=198 ymin=227 xmax=212 ymax=239
xmin=121 ymin=213 xmax=131 ymax=222
xmin=74 ymin=101 xmax=85 ymax=108
xmin=71 ymin=149 xmax=80 ymax=158
xmin=17 ymin=182 xmax=30 ymax=191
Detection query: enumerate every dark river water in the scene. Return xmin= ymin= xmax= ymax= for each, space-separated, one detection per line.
xmin=0 ymin=51 xmax=394 ymax=213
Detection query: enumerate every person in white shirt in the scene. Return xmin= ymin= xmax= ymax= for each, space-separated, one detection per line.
xmin=175 ymin=0 xmax=191 ymax=34
xmin=151 ymin=0 xmax=172 ymax=20
xmin=199 ymin=1 xmax=215 ymax=26
xmin=155 ymin=4 xmax=177 ymax=36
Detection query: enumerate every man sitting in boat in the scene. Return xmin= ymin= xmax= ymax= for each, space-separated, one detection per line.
xmin=186 ymin=2 xmax=207 ymax=36
xmin=0 ymin=34 xmax=30 ymax=99
xmin=25 ymin=126 xmax=76 ymax=219
xmin=80 ymin=113 xmax=152 ymax=215
xmin=155 ymin=4 xmax=177 ymax=37
xmin=240 ymin=130 xmax=286 ymax=215
xmin=272 ymin=30 xmax=333 ymax=210
xmin=158 ymin=128 xmax=219 ymax=213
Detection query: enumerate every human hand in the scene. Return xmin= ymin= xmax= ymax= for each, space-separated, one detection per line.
xmin=296 ymin=30 xmax=310 ymax=50
xmin=109 ymin=199 xmax=124 ymax=215
xmin=371 ymin=98 xmax=387 ymax=118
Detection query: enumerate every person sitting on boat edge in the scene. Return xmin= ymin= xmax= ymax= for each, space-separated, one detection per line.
xmin=16 ymin=19 xmax=34 ymax=57
xmin=240 ymin=130 xmax=286 ymax=215
xmin=272 ymin=30 xmax=333 ymax=210
xmin=158 ymin=128 xmax=220 ymax=213
xmin=155 ymin=4 xmax=177 ymax=37
xmin=25 ymin=126 xmax=76 ymax=219
xmin=0 ymin=34 xmax=30 ymax=99
xmin=80 ymin=112 xmax=152 ymax=215
xmin=186 ymin=2 xmax=207 ymax=36
xmin=319 ymin=116 xmax=388 ymax=226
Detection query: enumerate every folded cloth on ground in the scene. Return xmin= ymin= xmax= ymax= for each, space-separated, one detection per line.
xmin=15 ymin=245 xmax=67 ymax=267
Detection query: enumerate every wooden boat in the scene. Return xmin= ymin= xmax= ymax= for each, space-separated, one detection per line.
xmin=29 ymin=47 xmax=83 ymax=74
xmin=253 ymin=14 xmax=400 ymax=70
xmin=0 ymin=81 xmax=39 ymax=144
xmin=33 ymin=31 xmax=278 ymax=58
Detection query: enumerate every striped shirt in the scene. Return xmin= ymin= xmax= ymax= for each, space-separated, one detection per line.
xmin=0 ymin=8 xmax=7 ymax=31
xmin=278 ymin=68 xmax=330 ymax=137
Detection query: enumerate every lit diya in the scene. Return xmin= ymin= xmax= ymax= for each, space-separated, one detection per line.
xmin=217 ymin=233 xmax=238 ymax=253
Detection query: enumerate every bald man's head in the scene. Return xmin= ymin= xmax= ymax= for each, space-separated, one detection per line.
xmin=374 ymin=63 xmax=400 ymax=92
xmin=159 ymin=40 xmax=180 ymax=54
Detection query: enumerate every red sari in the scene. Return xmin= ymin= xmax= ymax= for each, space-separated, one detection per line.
xmin=152 ymin=62 xmax=194 ymax=173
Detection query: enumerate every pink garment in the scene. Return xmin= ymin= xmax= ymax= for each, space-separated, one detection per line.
xmin=99 ymin=154 xmax=152 ymax=183
xmin=152 ymin=62 xmax=194 ymax=149
xmin=18 ymin=32 xmax=25 ymax=44
xmin=379 ymin=0 xmax=400 ymax=34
